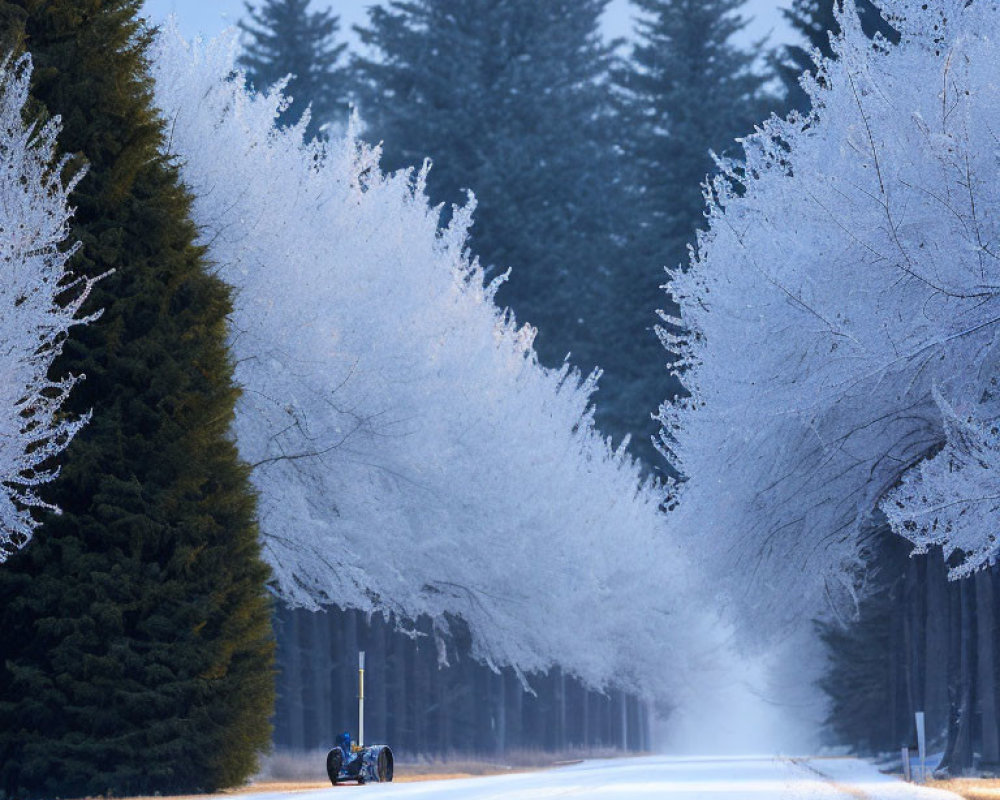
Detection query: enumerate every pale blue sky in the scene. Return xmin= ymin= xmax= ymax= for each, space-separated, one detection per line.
xmin=140 ymin=0 xmax=798 ymax=50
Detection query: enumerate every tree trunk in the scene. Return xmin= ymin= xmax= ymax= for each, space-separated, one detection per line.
xmin=939 ymin=577 xmax=976 ymax=775
xmin=926 ymin=551 xmax=951 ymax=748
xmin=495 ymin=671 xmax=507 ymax=758
xmin=977 ymin=569 xmax=999 ymax=767
xmin=619 ymin=689 xmax=629 ymax=751
xmin=287 ymin=608 xmax=305 ymax=749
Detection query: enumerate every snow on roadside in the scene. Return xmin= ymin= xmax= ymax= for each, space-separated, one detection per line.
xmin=798 ymin=758 xmax=962 ymax=800
xmin=175 ymin=756 xmax=965 ymax=799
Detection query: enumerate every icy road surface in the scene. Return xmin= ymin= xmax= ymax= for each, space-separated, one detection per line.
xmin=251 ymin=756 xmax=964 ymax=799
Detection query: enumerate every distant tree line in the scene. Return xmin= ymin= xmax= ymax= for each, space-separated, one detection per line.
xmin=659 ymin=0 xmax=1000 ymax=775
xmin=818 ymin=540 xmax=1000 ymax=775
xmin=273 ymin=607 xmax=651 ymax=757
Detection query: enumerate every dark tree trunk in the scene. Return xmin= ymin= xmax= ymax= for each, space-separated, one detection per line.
xmin=939 ymin=578 xmax=976 ymax=775
xmin=926 ymin=552 xmax=952 ymax=748
xmin=495 ymin=671 xmax=507 ymax=757
xmin=977 ymin=569 xmax=999 ymax=768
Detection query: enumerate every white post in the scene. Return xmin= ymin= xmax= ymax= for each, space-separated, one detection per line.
xmin=620 ymin=690 xmax=628 ymax=752
xmin=915 ymin=711 xmax=926 ymax=782
xmin=358 ymin=650 xmax=366 ymax=749
xmin=902 ymin=746 xmax=911 ymax=782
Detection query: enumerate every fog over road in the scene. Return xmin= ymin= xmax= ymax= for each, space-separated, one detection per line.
xmin=245 ymin=756 xmax=963 ymax=799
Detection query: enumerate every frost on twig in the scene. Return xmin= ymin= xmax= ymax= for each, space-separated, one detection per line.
xmin=884 ymin=390 xmax=1000 ymax=580
xmin=0 ymin=54 xmax=102 ymax=562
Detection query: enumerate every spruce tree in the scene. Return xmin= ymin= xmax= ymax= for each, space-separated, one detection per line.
xmin=615 ymin=0 xmax=774 ymax=468
xmin=239 ymin=0 xmax=349 ymax=139
xmin=352 ymin=0 xmax=643 ymax=458
xmin=775 ymin=0 xmax=897 ymax=111
xmin=0 ymin=2 xmax=274 ymax=797
xmin=620 ymin=0 xmax=770 ymax=254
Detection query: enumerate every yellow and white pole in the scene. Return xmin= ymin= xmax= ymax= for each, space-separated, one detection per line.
xmin=358 ymin=651 xmax=366 ymax=749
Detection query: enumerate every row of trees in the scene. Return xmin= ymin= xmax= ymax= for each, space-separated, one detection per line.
xmin=153 ymin=20 xmax=706 ymax=702
xmin=8 ymin=0 xmax=990 ymax=789
xmin=222 ymin=0 xmax=933 ymax=762
xmin=214 ymin=0 xmax=1000 ymax=770
xmin=664 ymin=0 xmax=1000 ymax=769
xmin=211 ymin=0 xmax=862 ymax=765
xmin=237 ymin=0 xmax=789 ymax=468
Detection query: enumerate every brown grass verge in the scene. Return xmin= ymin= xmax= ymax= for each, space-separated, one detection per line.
xmin=926 ymin=778 xmax=1000 ymax=799
xmin=64 ymin=749 xmax=618 ymax=800
xmin=114 ymin=769 xmax=525 ymax=800
xmin=91 ymin=761 xmax=553 ymax=800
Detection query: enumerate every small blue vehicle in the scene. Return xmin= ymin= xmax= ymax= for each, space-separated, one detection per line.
xmin=325 ymin=652 xmax=394 ymax=785
xmin=326 ymin=732 xmax=393 ymax=785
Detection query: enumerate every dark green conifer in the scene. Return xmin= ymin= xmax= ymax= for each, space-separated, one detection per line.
xmin=239 ymin=0 xmax=349 ymax=139
xmin=0 ymin=2 xmax=274 ymax=797
xmin=619 ymin=0 xmax=771 ymax=253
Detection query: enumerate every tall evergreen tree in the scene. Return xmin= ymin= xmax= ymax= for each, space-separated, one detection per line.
xmin=239 ymin=0 xmax=349 ymax=139
xmin=615 ymin=0 xmax=774 ymax=468
xmin=0 ymin=2 xmax=274 ymax=797
xmin=620 ymin=0 xmax=770 ymax=259
xmin=352 ymin=0 xmax=648 ymax=462
xmin=775 ymin=0 xmax=897 ymax=111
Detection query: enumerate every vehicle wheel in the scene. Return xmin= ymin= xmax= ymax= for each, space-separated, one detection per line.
xmin=326 ymin=748 xmax=343 ymax=786
xmin=377 ymin=748 xmax=394 ymax=782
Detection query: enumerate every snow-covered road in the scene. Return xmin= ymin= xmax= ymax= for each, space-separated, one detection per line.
xmin=249 ymin=756 xmax=964 ymax=799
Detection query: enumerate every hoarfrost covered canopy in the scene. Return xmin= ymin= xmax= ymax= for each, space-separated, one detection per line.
xmin=663 ymin=0 xmax=1000 ymax=634
xmin=150 ymin=26 xmax=702 ymax=698
xmin=0 ymin=56 xmax=99 ymax=561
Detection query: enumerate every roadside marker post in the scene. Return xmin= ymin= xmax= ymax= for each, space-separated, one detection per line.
xmin=915 ymin=711 xmax=926 ymax=782
xmin=359 ymin=650 xmax=366 ymax=749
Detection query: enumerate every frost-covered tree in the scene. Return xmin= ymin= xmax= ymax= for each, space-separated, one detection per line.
xmin=0 ymin=55 xmax=98 ymax=562
xmin=883 ymin=392 xmax=1000 ymax=579
xmin=662 ymin=0 xmax=1000 ymax=632
xmin=773 ymin=0 xmax=896 ymax=112
xmin=151 ymin=28 xmax=709 ymax=701
xmin=352 ymin=0 xmax=645 ymax=463
xmin=238 ymin=0 xmax=349 ymax=140
xmin=611 ymin=0 xmax=773 ymax=471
